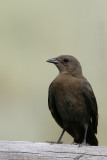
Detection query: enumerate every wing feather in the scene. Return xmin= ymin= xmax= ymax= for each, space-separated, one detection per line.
xmin=83 ymin=82 xmax=98 ymax=133
xmin=48 ymin=83 xmax=63 ymax=128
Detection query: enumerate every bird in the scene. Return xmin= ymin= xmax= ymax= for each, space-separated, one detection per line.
xmin=46 ymin=55 xmax=98 ymax=146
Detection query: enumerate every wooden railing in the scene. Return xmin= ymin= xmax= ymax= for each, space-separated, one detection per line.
xmin=0 ymin=141 xmax=106 ymax=159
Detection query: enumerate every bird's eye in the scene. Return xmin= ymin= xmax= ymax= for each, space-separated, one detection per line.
xmin=64 ymin=58 xmax=69 ymax=63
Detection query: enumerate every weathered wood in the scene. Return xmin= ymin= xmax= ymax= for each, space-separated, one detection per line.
xmin=0 ymin=141 xmax=106 ymax=160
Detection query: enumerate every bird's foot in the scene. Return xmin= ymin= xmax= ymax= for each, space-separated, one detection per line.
xmin=57 ymin=141 xmax=63 ymax=144
xmin=78 ymin=140 xmax=90 ymax=147
xmin=46 ymin=141 xmax=56 ymax=144
xmin=71 ymin=142 xmax=78 ymax=145
xmin=46 ymin=141 xmax=63 ymax=144
xmin=79 ymin=139 xmax=86 ymax=147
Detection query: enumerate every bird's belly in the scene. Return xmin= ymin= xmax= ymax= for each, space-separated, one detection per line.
xmin=55 ymin=93 xmax=86 ymax=123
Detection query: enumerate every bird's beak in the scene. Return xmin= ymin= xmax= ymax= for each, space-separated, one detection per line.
xmin=46 ymin=58 xmax=59 ymax=64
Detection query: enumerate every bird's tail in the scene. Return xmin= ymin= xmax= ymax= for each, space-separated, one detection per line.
xmin=86 ymin=124 xmax=98 ymax=146
xmin=66 ymin=122 xmax=98 ymax=146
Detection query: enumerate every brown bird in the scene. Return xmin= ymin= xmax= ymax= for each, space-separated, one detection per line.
xmin=47 ymin=55 xmax=98 ymax=146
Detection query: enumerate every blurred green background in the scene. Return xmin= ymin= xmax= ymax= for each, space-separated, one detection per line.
xmin=0 ymin=0 xmax=107 ymax=146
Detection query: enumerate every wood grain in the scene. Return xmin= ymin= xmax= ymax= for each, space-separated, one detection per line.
xmin=0 ymin=141 xmax=106 ymax=160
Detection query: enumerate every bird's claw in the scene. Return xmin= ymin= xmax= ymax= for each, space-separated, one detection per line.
xmin=46 ymin=141 xmax=63 ymax=144
xmin=78 ymin=141 xmax=90 ymax=147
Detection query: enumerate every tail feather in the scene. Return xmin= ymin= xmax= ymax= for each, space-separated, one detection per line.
xmin=67 ymin=122 xmax=98 ymax=146
xmin=86 ymin=124 xmax=98 ymax=146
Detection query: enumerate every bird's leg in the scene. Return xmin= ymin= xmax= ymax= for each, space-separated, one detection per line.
xmin=57 ymin=129 xmax=65 ymax=143
xmin=83 ymin=123 xmax=88 ymax=144
xmin=79 ymin=123 xmax=88 ymax=146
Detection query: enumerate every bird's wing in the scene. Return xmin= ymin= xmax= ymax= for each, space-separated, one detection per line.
xmin=48 ymin=83 xmax=63 ymax=128
xmin=82 ymin=81 xmax=98 ymax=133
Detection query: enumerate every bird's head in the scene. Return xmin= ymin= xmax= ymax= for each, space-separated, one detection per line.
xmin=47 ymin=55 xmax=83 ymax=77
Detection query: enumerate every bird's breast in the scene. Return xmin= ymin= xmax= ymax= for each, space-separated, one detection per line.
xmin=52 ymin=75 xmax=86 ymax=122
